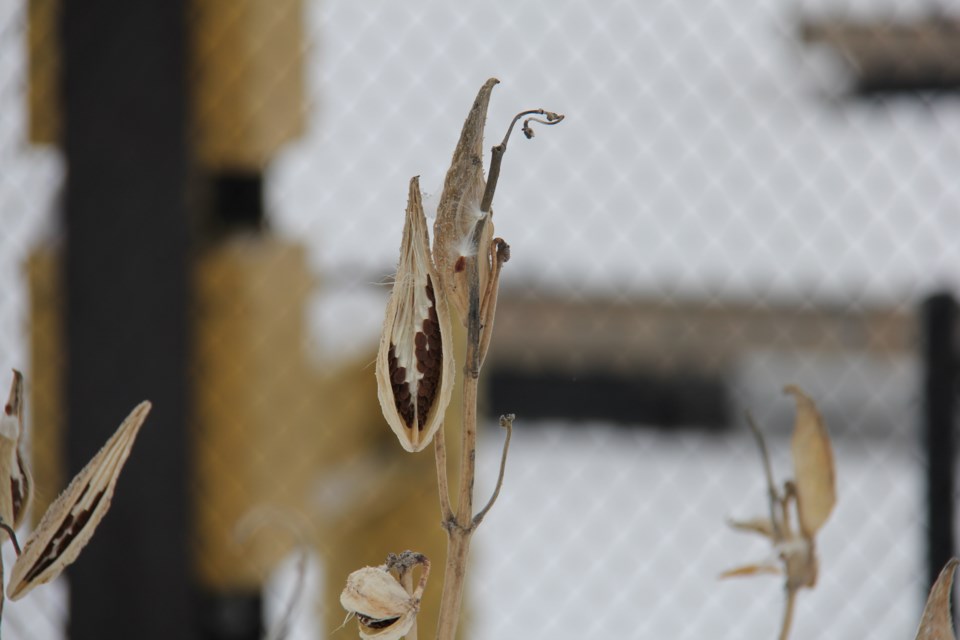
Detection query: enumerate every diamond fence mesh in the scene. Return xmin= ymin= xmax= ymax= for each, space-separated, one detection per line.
xmin=0 ymin=0 xmax=958 ymax=638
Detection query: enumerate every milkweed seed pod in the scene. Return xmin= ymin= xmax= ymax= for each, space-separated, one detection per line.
xmin=340 ymin=565 xmax=423 ymax=640
xmin=915 ymin=557 xmax=959 ymax=640
xmin=433 ymin=77 xmax=499 ymax=323
xmin=722 ymin=386 xmax=836 ymax=615
xmin=8 ymin=400 xmax=151 ymax=600
xmin=0 ymin=370 xmax=32 ymax=530
xmin=785 ymin=385 xmax=836 ymax=539
xmin=376 ymin=176 xmax=455 ymax=452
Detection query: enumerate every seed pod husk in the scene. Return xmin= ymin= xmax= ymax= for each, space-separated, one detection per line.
xmin=916 ymin=557 xmax=959 ymax=640
xmin=786 ymin=385 xmax=836 ymax=538
xmin=340 ymin=565 xmax=420 ymax=640
xmin=376 ymin=176 xmax=455 ymax=452
xmin=8 ymin=400 xmax=151 ymax=600
xmin=0 ymin=370 xmax=32 ymax=532
xmin=433 ymin=77 xmax=499 ymax=323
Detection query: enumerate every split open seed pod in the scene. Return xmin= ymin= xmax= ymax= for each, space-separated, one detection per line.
xmin=433 ymin=77 xmax=499 ymax=323
xmin=916 ymin=557 xmax=959 ymax=640
xmin=340 ymin=565 xmax=424 ymax=640
xmin=8 ymin=400 xmax=151 ymax=600
xmin=1 ymin=369 xmax=32 ymax=530
xmin=376 ymin=176 xmax=455 ymax=452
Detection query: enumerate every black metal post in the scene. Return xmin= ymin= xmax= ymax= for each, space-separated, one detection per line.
xmin=922 ymin=292 xmax=958 ymax=590
xmin=61 ymin=1 xmax=197 ymax=638
xmin=198 ymin=171 xmax=265 ymax=640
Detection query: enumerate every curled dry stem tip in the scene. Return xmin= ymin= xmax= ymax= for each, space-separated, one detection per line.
xmin=479 ymin=108 xmax=565 ymax=215
xmin=472 ymin=414 xmax=515 ymax=529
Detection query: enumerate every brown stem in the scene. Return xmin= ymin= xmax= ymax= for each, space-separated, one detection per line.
xmin=779 ymin=588 xmax=798 ymax=640
xmin=746 ymin=411 xmax=784 ymax=542
xmin=473 ymin=414 xmax=514 ymax=528
xmin=0 ymin=519 xmax=21 ymax=556
xmin=479 ymin=109 xmax=565 ymax=214
xmin=435 ymin=218 xmax=483 ymax=640
xmin=435 ymin=527 xmax=473 ymax=640
xmin=434 ymin=424 xmax=454 ymax=524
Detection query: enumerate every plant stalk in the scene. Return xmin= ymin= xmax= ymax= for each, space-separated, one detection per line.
xmin=435 ymin=222 xmax=484 ymax=640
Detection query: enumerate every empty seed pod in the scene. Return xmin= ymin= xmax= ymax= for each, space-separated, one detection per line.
xmin=0 ymin=369 xmax=32 ymax=531
xmin=8 ymin=400 xmax=151 ymax=600
xmin=916 ymin=557 xmax=959 ymax=640
xmin=376 ymin=176 xmax=455 ymax=452
xmin=340 ymin=565 xmax=422 ymax=640
xmin=786 ymin=385 xmax=836 ymax=539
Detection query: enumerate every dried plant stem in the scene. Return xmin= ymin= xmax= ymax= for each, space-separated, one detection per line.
xmin=435 ymin=368 xmax=479 ymax=640
xmin=434 ymin=422 xmax=454 ymax=523
xmin=746 ymin=412 xmax=784 ymax=540
xmin=434 ymin=106 xmax=560 ymax=640
xmin=434 ymin=212 xmax=490 ymax=640
xmin=0 ymin=521 xmax=21 ymax=556
xmin=473 ymin=415 xmax=513 ymax=527
xmin=780 ymin=589 xmax=797 ymax=640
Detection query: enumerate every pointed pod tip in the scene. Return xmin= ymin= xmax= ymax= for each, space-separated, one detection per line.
xmin=783 ymin=384 xmax=806 ymax=399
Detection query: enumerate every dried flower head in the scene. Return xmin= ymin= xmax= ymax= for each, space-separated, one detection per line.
xmin=340 ymin=553 xmax=430 ymax=640
xmin=721 ymin=386 xmax=837 ymax=640
xmin=376 ymin=176 xmax=455 ymax=452
xmin=8 ymin=400 xmax=151 ymax=600
xmin=0 ymin=370 xmax=32 ymax=531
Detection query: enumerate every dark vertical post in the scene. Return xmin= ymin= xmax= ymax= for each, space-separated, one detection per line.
xmin=922 ymin=292 xmax=958 ymax=590
xmin=198 ymin=171 xmax=264 ymax=640
xmin=61 ymin=1 xmax=197 ymax=638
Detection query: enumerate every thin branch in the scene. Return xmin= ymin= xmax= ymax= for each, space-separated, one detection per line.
xmin=745 ymin=411 xmax=784 ymax=541
xmin=0 ymin=519 xmax=20 ymax=556
xmin=479 ymin=109 xmax=565 ymax=214
xmin=477 ymin=238 xmax=510 ymax=368
xmin=779 ymin=588 xmax=798 ymax=640
xmin=473 ymin=414 xmax=515 ymax=529
xmin=434 ymin=423 xmax=454 ymax=524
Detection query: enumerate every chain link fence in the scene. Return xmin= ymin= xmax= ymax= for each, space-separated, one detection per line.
xmin=0 ymin=0 xmax=957 ymax=638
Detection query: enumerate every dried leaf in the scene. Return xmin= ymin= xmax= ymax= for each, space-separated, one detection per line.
xmin=916 ymin=558 xmax=959 ymax=640
xmin=719 ymin=563 xmax=782 ymax=579
xmin=785 ymin=385 xmax=836 ymax=538
xmin=728 ymin=517 xmax=776 ymax=539
xmin=376 ymin=176 xmax=455 ymax=452
xmin=7 ymin=400 xmax=151 ymax=600
xmin=433 ymin=78 xmax=499 ymax=323
xmin=1 ymin=370 xmax=33 ymax=530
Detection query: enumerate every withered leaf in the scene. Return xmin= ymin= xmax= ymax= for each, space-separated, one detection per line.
xmin=7 ymin=400 xmax=151 ymax=600
xmin=376 ymin=176 xmax=455 ymax=452
xmin=433 ymin=78 xmax=499 ymax=323
xmin=728 ymin=517 xmax=776 ymax=539
xmin=785 ymin=385 xmax=836 ymax=539
xmin=719 ymin=563 xmax=781 ymax=579
xmin=916 ymin=558 xmax=959 ymax=640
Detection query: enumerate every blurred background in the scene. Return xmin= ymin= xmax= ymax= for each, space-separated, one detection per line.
xmin=0 ymin=0 xmax=958 ymax=638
